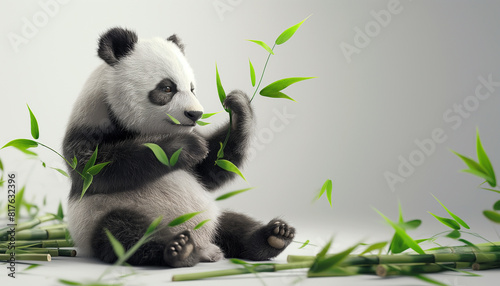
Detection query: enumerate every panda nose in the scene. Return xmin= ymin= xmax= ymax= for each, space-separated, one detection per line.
xmin=184 ymin=111 xmax=203 ymax=123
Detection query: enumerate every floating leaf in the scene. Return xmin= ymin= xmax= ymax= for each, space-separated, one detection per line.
xmin=168 ymin=211 xmax=203 ymax=227
xmin=194 ymin=219 xmax=211 ymax=230
xmin=201 ymin=112 xmax=220 ymax=119
xmin=249 ymin=59 xmax=256 ymax=87
xmin=80 ymin=174 xmax=93 ymax=200
xmin=27 ymin=104 xmax=40 ymax=140
xmin=215 ymin=187 xmax=254 ymax=201
xmin=145 ymin=216 xmax=163 ymax=236
xmin=375 ymin=208 xmax=425 ymax=255
xmin=2 ymin=139 xmax=38 ymax=151
xmin=446 ymin=230 xmax=461 ymax=239
xmin=22 ymin=264 xmax=41 ymax=272
xmin=414 ymin=274 xmax=448 ymax=286
xmin=215 ymin=64 xmax=226 ymax=108
xmin=247 ymin=40 xmax=274 ymax=55
xmin=402 ymin=219 xmax=422 ymax=230
xmin=87 ymin=162 xmax=111 ymax=176
xmin=51 ymin=167 xmax=69 ymax=178
xmin=360 ymin=241 xmax=387 ymax=255
xmin=494 ymin=200 xmax=500 ymax=211
xmin=144 ymin=143 xmax=170 ymax=167
xmin=104 ymin=228 xmax=125 ymax=258
xmin=83 ymin=146 xmax=98 ymax=173
xmin=216 ymin=159 xmax=246 ymax=181
xmin=0 ymin=158 xmax=3 ymax=171
xmin=57 ymin=201 xmax=64 ymax=220
xmin=299 ymin=240 xmax=310 ymax=249
xmin=429 ymin=212 xmax=460 ymax=230
xmin=170 ymin=148 xmax=182 ymax=167
xmin=58 ymin=280 xmax=83 ymax=286
xmin=476 ymin=129 xmax=496 ymax=187
xmin=432 ymin=195 xmax=470 ymax=229
xmin=260 ymin=77 xmax=314 ymax=96
xmin=275 ymin=16 xmax=310 ymax=45
xmin=196 ymin=121 xmax=210 ymax=126
xmin=324 ymin=180 xmax=333 ymax=206
xmin=483 ymin=210 xmax=500 ymax=223
xmin=166 ymin=114 xmax=180 ymax=125
xmin=41 ymin=161 xmax=46 ymax=168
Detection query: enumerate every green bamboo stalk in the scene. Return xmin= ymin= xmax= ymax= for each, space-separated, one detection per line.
xmin=0 ymin=253 xmax=51 ymax=261
xmin=14 ymin=228 xmax=66 ymax=240
xmin=472 ymin=262 xmax=500 ymax=270
xmin=38 ymin=224 xmax=67 ymax=230
xmin=307 ymin=265 xmax=378 ymax=277
xmin=376 ymin=262 xmax=471 ymax=277
xmin=0 ymin=239 xmax=74 ymax=248
xmin=0 ymin=214 xmax=57 ymax=239
xmin=425 ymin=244 xmax=500 ymax=254
xmin=0 ymin=248 xmax=76 ymax=257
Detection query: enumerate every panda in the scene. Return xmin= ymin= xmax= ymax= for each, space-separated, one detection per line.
xmin=63 ymin=27 xmax=295 ymax=267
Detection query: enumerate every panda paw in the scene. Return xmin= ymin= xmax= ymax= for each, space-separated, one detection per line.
xmin=224 ymin=90 xmax=252 ymax=116
xmin=164 ymin=230 xmax=200 ymax=268
xmin=265 ymin=219 xmax=295 ymax=250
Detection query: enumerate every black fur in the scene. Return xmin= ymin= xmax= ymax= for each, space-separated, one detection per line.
xmin=92 ymin=209 xmax=199 ymax=267
xmin=167 ymin=34 xmax=185 ymax=54
xmin=148 ymin=78 xmax=178 ymax=106
xmin=214 ymin=211 xmax=295 ymax=260
xmin=98 ymin=27 xmax=138 ymax=66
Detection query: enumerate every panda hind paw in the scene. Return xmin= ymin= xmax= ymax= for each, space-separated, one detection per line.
xmin=266 ymin=220 xmax=295 ymax=250
xmin=164 ymin=230 xmax=200 ymax=267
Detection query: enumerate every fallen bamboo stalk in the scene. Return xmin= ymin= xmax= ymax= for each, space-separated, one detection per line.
xmin=0 ymin=253 xmax=51 ymax=261
xmin=0 ymin=248 xmax=76 ymax=257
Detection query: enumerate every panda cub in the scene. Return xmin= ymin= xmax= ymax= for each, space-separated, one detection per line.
xmin=63 ymin=27 xmax=295 ymax=267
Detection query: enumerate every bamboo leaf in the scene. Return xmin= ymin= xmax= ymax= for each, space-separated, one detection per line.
xmin=360 ymin=241 xmax=387 ymax=255
xmin=310 ymin=244 xmax=358 ymax=273
xmin=216 ymin=64 xmax=227 ymax=108
xmin=51 ymin=167 xmax=69 ymax=178
xmin=22 ymin=264 xmax=41 ymax=272
xmin=83 ymin=146 xmax=98 ymax=173
xmin=194 ymin=219 xmax=211 ymax=230
xmin=414 ymin=274 xmax=448 ymax=286
xmin=215 ymin=187 xmax=254 ymax=201
xmin=260 ymin=77 xmax=315 ymax=94
xmin=275 ymin=16 xmax=310 ymax=45
xmin=57 ymin=201 xmax=64 ymax=220
xmin=170 ymin=148 xmax=182 ymax=167
xmin=80 ymin=174 xmax=93 ymax=200
xmin=166 ymin=114 xmax=180 ymax=125
xmin=483 ymin=210 xmax=500 ymax=223
xmin=196 ymin=121 xmax=210 ymax=126
xmin=317 ymin=179 xmax=333 ymax=206
xmin=144 ymin=143 xmax=170 ymax=167
xmin=260 ymin=91 xmax=296 ymax=101
xmin=462 ymin=168 xmax=495 ymax=183
xmin=58 ymin=280 xmax=83 ymax=286
xmin=446 ymin=230 xmax=461 ymax=239
xmin=428 ymin=212 xmax=460 ymax=230
xmin=452 ymin=150 xmax=493 ymax=184
xmin=299 ymin=240 xmax=310 ymax=249
xmin=247 ymin=40 xmax=274 ymax=55
xmin=482 ymin=187 xmax=500 ymax=194
xmin=458 ymin=238 xmax=479 ymax=249
xmin=476 ymin=129 xmax=496 ymax=187
xmin=27 ymin=104 xmax=40 ymax=140
xmin=316 ymin=240 xmax=332 ymax=260
xmin=229 ymin=258 xmax=249 ymax=265
xmin=249 ymin=59 xmax=256 ymax=87
xmin=145 ymin=216 xmax=163 ymax=236
xmin=201 ymin=112 xmax=220 ymax=119
xmin=87 ymin=162 xmax=111 ymax=176
xmin=168 ymin=211 xmax=203 ymax=227
xmin=375 ymin=208 xmax=425 ymax=254
xmin=432 ymin=195 xmax=470 ymax=229
xmin=71 ymin=156 xmax=78 ymax=169
xmin=494 ymin=200 xmax=500 ymax=211
xmin=1 ymin=139 xmax=38 ymax=151
xmin=402 ymin=219 xmax=422 ymax=230
xmin=0 ymin=158 xmax=3 ymax=171
xmin=104 ymin=228 xmax=125 ymax=258
xmin=216 ymin=159 xmax=246 ymax=181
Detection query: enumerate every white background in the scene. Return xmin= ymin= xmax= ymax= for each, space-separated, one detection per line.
xmin=1 ymin=0 xmax=500 ymax=285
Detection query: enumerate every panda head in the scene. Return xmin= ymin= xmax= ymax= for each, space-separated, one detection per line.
xmin=98 ymin=27 xmax=203 ymax=135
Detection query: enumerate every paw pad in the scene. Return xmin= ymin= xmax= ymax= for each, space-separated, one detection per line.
xmin=267 ymin=220 xmax=295 ymax=249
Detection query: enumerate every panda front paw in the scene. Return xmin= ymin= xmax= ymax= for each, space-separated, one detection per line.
xmin=164 ymin=230 xmax=200 ymax=268
xmin=223 ymin=90 xmax=253 ymax=125
xmin=179 ymin=133 xmax=209 ymax=165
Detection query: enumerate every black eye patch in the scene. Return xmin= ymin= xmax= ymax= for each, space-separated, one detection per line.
xmin=148 ymin=78 xmax=178 ymax=106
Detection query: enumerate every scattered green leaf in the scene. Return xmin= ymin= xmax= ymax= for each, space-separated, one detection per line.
xmin=494 ymin=200 xmax=500 ymax=211
xmin=170 ymin=148 xmax=182 ymax=167
xmin=275 ymin=16 xmax=310 ymax=45
xmin=22 ymin=264 xmax=41 ymax=272
xmin=298 ymin=240 xmax=310 ymax=249
xmin=58 ymin=279 xmax=83 ymax=286
xmin=87 ymin=162 xmax=111 ymax=176
xmin=105 ymin=228 xmax=125 ymax=258
xmin=201 ymin=112 xmax=220 ymax=119
xmin=51 ymin=167 xmax=69 ymax=178
xmin=402 ymin=219 xmax=422 ymax=230
xmin=71 ymin=156 xmax=78 ymax=169
xmin=83 ymin=146 xmax=98 ymax=173
xmin=216 ymin=159 xmax=246 ymax=181
xmin=414 ymin=274 xmax=448 ymax=286
xmin=446 ymin=230 xmax=461 ymax=239
xmin=432 ymin=195 xmax=470 ymax=229
xmin=249 ymin=59 xmax=256 ymax=87
xmin=168 ymin=211 xmax=203 ymax=227
xmin=145 ymin=216 xmax=163 ymax=236
xmin=458 ymin=238 xmax=479 ymax=249
xmin=359 ymin=241 xmax=387 ymax=255
xmin=196 ymin=121 xmax=210 ymax=126
xmin=166 ymin=114 xmax=181 ymax=125
xmin=215 ymin=64 xmax=227 ymax=109
xmin=259 ymin=90 xmax=296 ymax=101
xmin=144 ymin=143 xmax=170 ymax=167
xmin=1 ymin=139 xmax=39 ymax=152
xmin=215 ymin=187 xmax=254 ymax=201
xmin=483 ymin=210 xmax=500 ymax=223
xmin=57 ymin=201 xmax=64 ymax=220
xmin=247 ymin=40 xmax=274 ymax=55
xmin=27 ymin=104 xmax=40 ymax=140
xmin=81 ymin=174 xmax=93 ymax=200
xmin=451 ymin=150 xmax=494 ymax=186
xmin=309 ymin=243 xmax=358 ymax=273
xmin=194 ymin=219 xmax=211 ymax=230
xmin=476 ymin=129 xmax=496 ymax=187
xmin=428 ymin=212 xmax=460 ymax=230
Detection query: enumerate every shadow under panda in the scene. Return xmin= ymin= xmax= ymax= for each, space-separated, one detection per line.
xmin=63 ymin=27 xmax=295 ymax=267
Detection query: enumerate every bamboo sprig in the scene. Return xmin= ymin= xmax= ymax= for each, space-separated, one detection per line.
xmin=0 ymin=253 xmax=51 ymax=261
xmin=0 ymin=213 xmax=57 ymax=239
xmin=0 ymin=239 xmax=74 ymax=248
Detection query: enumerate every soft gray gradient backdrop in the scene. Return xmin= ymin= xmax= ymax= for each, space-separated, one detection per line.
xmin=2 ymin=0 xmax=500 ymax=264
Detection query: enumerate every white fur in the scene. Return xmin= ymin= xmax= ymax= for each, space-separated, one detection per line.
xmin=68 ymin=170 xmax=220 ymax=256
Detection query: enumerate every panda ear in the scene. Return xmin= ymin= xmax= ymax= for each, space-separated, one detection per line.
xmin=98 ymin=27 xmax=138 ymax=66
xmin=167 ymin=34 xmax=185 ymax=54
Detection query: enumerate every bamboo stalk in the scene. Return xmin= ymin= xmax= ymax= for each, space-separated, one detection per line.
xmin=14 ymin=228 xmax=66 ymax=240
xmin=38 ymin=224 xmax=67 ymax=230
xmin=0 ymin=253 xmax=51 ymax=261
xmin=472 ymin=262 xmax=500 ymax=270
xmin=376 ymin=262 xmax=471 ymax=277
xmin=0 ymin=214 xmax=57 ymax=239
xmin=0 ymin=248 xmax=76 ymax=257
xmin=0 ymin=239 xmax=74 ymax=248
xmin=307 ymin=265 xmax=378 ymax=277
